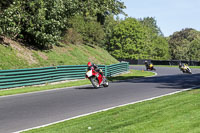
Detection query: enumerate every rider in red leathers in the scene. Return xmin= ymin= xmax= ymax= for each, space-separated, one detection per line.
xmin=87 ymin=62 xmax=103 ymax=76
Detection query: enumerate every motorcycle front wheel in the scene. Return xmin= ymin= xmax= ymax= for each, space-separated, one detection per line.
xmin=187 ymin=68 xmax=192 ymax=74
xmin=90 ymin=77 xmax=99 ymax=88
xmin=103 ymin=77 xmax=109 ymax=87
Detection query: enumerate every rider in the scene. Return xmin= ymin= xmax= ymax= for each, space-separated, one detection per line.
xmin=179 ymin=63 xmax=187 ymax=70
xmin=87 ymin=62 xmax=103 ymax=76
xmin=144 ymin=60 xmax=150 ymax=70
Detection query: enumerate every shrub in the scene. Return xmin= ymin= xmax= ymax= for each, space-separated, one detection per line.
xmin=68 ymin=15 xmax=105 ymax=46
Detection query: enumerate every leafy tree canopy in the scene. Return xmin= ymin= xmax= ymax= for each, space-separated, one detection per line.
xmin=109 ymin=17 xmax=170 ymax=60
xmin=139 ymin=17 xmax=163 ymax=36
xmin=109 ymin=17 xmax=148 ymax=59
xmin=168 ymin=28 xmax=200 ymax=60
xmin=0 ymin=0 xmax=125 ymax=49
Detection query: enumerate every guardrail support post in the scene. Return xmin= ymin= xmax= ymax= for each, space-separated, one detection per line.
xmin=105 ymin=65 xmax=108 ymax=77
xmin=127 ymin=62 xmax=129 ymax=71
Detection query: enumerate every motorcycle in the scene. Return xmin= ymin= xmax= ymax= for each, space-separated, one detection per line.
xmin=179 ymin=65 xmax=192 ymax=74
xmin=145 ymin=63 xmax=156 ymax=71
xmin=85 ymin=69 xmax=109 ymax=88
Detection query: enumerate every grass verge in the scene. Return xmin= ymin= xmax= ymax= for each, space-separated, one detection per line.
xmin=23 ymin=88 xmax=200 ymax=133
xmin=0 ymin=70 xmax=154 ymax=97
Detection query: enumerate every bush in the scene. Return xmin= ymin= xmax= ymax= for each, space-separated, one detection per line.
xmin=63 ymin=28 xmax=83 ymax=45
xmin=0 ymin=2 xmax=22 ymax=38
xmin=0 ymin=0 xmax=78 ymax=49
xmin=68 ymin=15 xmax=105 ymax=46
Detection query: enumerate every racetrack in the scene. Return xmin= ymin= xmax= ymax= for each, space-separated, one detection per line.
xmin=0 ymin=66 xmax=200 ymax=133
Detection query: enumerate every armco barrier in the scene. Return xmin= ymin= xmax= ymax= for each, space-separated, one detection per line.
xmin=0 ymin=62 xmax=129 ymax=89
xmin=118 ymin=59 xmax=200 ymax=66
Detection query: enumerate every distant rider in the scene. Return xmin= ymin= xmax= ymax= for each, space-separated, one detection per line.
xmin=144 ymin=60 xmax=150 ymax=70
xmin=179 ymin=63 xmax=187 ymax=70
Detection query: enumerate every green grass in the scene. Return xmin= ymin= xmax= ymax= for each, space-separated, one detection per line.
xmin=190 ymin=66 xmax=200 ymax=69
xmin=0 ymin=45 xmax=29 ymax=69
xmin=0 ymin=43 xmax=118 ymax=70
xmin=108 ymin=69 xmax=154 ymax=81
xmin=0 ymin=70 xmax=154 ymax=97
xmin=23 ymin=89 xmax=200 ymax=133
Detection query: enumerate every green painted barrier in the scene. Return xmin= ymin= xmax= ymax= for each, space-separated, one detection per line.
xmin=0 ymin=62 xmax=129 ymax=89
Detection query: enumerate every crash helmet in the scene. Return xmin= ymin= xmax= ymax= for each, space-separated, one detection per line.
xmin=87 ymin=62 xmax=92 ymax=67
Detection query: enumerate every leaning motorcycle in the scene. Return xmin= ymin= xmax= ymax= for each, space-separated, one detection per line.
xmin=179 ymin=66 xmax=192 ymax=74
xmin=85 ymin=69 xmax=109 ymax=88
xmin=146 ymin=63 xmax=156 ymax=71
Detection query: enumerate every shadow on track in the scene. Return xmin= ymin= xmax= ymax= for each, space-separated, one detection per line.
xmin=74 ymin=86 xmax=97 ymax=90
xmin=107 ymin=76 xmax=146 ymax=82
xmin=115 ymin=73 xmax=200 ymax=90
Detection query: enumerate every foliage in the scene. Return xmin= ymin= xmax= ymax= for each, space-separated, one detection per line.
xmin=0 ymin=0 xmax=125 ymax=49
xmin=76 ymin=0 xmax=126 ymax=25
xmin=168 ymin=28 xmax=200 ymax=60
xmin=139 ymin=17 xmax=170 ymax=60
xmin=1 ymin=0 xmax=199 ymax=61
xmin=68 ymin=15 xmax=105 ymax=46
xmin=104 ymin=15 xmax=120 ymax=50
xmin=0 ymin=0 xmax=78 ymax=49
xmin=62 ymin=28 xmax=83 ymax=45
xmin=151 ymin=36 xmax=170 ymax=60
xmin=188 ymin=38 xmax=200 ymax=61
xmin=109 ymin=17 xmax=147 ymax=59
xmin=109 ymin=17 xmax=170 ymax=60
xmin=0 ymin=0 xmax=14 ymax=11
xmin=139 ymin=17 xmax=163 ymax=36
xmin=0 ymin=1 xmax=23 ymax=37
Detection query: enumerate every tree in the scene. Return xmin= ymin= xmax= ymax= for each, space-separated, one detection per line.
xmin=0 ymin=0 xmax=78 ymax=48
xmin=188 ymin=38 xmax=200 ymax=61
xmin=151 ymin=36 xmax=170 ymax=60
xmin=139 ymin=17 xmax=170 ymax=60
xmin=0 ymin=0 xmax=126 ymax=49
xmin=139 ymin=17 xmax=163 ymax=36
xmin=77 ymin=0 xmax=126 ymax=24
xmin=103 ymin=15 xmax=120 ymax=50
xmin=68 ymin=15 xmax=105 ymax=46
xmin=168 ymin=28 xmax=200 ymax=60
xmin=109 ymin=17 xmax=147 ymax=59
xmin=0 ymin=0 xmax=14 ymax=11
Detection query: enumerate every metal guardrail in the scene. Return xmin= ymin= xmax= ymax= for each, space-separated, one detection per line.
xmin=118 ymin=59 xmax=200 ymax=66
xmin=0 ymin=62 xmax=129 ymax=89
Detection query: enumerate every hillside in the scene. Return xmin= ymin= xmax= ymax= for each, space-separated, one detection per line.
xmin=0 ymin=38 xmax=118 ymax=70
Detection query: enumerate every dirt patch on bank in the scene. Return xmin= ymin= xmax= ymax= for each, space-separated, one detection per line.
xmin=0 ymin=36 xmax=38 ymax=64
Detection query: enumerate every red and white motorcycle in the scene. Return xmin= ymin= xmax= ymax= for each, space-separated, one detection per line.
xmin=86 ymin=69 xmax=109 ymax=88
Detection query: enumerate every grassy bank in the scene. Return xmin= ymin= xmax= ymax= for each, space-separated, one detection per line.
xmin=23 ymin=88 xmax=200 ymax=133
xmin=0 ymin=70 xmax=154 ymax=97
xmin=0 ymin=43 xmax=118 ymax=70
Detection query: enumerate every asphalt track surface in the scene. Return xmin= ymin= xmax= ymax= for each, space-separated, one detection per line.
xmin=0 ymin=66 xmax=200 ymax=133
